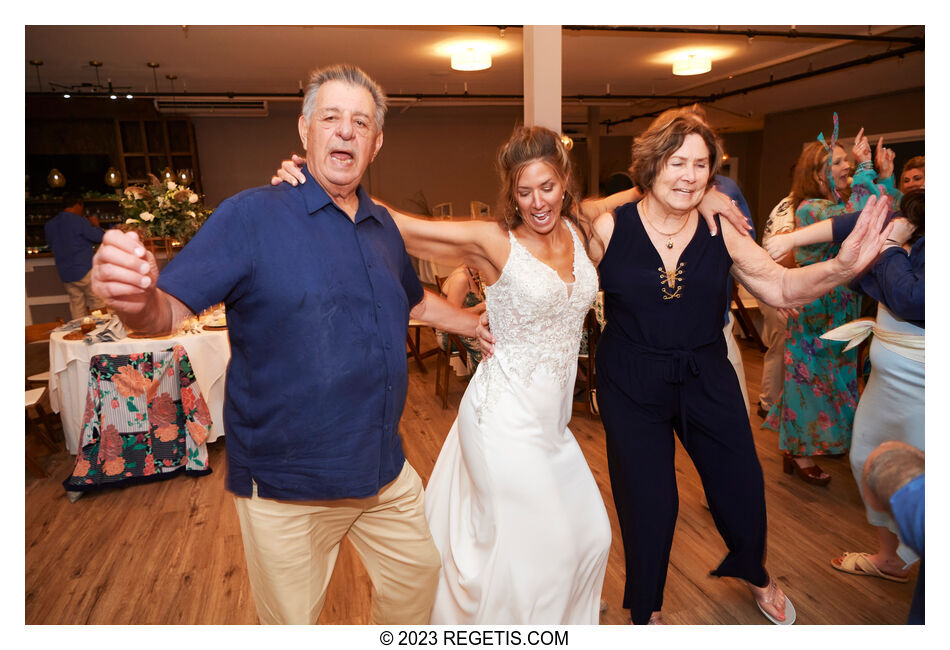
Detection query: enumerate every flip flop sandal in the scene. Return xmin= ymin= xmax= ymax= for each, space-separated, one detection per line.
xmin=831 ymin=552 xmax=909 ymax=583
xmin=757 ymin=593 xmax=796 ymax=625
xmin=752 ymin=578 xmax=796 ymax=625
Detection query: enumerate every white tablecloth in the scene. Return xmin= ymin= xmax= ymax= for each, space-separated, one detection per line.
xmin=49 ymin=328 xmax=231 ymax=454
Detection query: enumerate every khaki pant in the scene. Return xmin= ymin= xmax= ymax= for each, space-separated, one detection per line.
xmin=63 ymin=270 xmax=104 ymax=320
xmin=724 ymin=313 xmax=750 ymax=413
xmin=233 ymin=461 xmax=441 ymax=625
xmin=757 ymin=303 xmax=787 ymax=410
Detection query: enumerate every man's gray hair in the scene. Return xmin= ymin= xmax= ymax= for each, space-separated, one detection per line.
xmin=301 ymin=64 xmax=388 ymax=131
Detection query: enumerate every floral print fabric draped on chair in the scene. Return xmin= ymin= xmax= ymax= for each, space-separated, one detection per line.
xmin=63 ymin=345 xmax=212 ymax=493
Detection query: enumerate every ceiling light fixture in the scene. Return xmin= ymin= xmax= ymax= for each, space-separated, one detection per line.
xmin=672 ymin=53 xmax=712 ymax=76
xmin=451 ymin=47 xmax=491 ymax=71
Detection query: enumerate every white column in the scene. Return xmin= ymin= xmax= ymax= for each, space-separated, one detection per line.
xmin=523 ymin=26 xmax=561 ymax=131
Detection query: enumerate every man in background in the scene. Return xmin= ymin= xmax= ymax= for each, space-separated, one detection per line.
xmin=44 ymin=193 xmax=105 ymax=319
xmin=862 ymin=440 xmax=925 ymax=624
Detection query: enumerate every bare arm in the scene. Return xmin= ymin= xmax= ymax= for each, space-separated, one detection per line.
xmin=764 ymin=219 xmax=834 ymax=261
xmin=587 ymin=211 xmax=616 ymax=266
xmin=578 ymin=188 xmax=641 ymax=232
xmin=272 ymin=154 xmax=502 ymax=276
xmin=91 ymin=230 xmax=194 ymax=335
xmin=409 ymin=290 xmax=479 ymax=339
xmin=724 ymin=194 xmax=893 ymax=308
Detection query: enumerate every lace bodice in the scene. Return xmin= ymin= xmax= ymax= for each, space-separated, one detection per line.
xmin=472 ymin=221 xmax=597 ymax=419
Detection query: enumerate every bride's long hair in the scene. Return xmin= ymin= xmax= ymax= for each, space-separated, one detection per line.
xmin=496 ymin=126 xmax=583 ymax=235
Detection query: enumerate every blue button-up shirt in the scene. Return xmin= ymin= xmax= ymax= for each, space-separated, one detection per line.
xmin=44 ymin=211 xmax=104 ymax=282
xmin=158 ymin=167 xmax=423 ymax=500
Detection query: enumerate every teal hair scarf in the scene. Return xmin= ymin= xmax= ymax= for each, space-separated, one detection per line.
xmin=816 ymin=112 xmax=841 ymax=202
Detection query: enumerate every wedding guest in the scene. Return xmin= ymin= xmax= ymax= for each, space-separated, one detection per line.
xmin=762 ymin=124 xmax=901 ymax=484
xmin=90 ymin=64 xmax=480 ymax=625
xmin=45 ymin=194 xmax=105 ymax=319
xmin=586 ymin=111 xmax=892 ymax=625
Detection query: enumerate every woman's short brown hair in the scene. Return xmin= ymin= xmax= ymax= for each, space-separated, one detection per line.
xmin=497 ymin=126 xmax=581 ymax=231
xmin=629 ymin=112 xmax=722 ymax=192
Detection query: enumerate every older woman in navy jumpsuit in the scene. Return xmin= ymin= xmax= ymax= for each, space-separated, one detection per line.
xmin=587 ymin=111 xmax=894 ymax=625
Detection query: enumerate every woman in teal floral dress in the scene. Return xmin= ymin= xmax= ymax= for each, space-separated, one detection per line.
xmin=763 ymin=126 xmax=901 ymax=484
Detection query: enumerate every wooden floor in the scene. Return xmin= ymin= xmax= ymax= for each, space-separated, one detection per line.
xmin=25 ymin=328 xmax=918 ymax=625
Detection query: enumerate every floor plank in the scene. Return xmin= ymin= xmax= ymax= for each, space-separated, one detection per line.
xmin=25 ymin=329 xmax=917 ymax=624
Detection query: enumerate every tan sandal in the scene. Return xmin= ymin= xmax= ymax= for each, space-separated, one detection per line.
xmin=831 ymin=552 xmax=909 ymax=583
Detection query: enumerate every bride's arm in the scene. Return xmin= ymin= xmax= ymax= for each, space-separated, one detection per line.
xmin=271 ymin=154 xmax=499 ymax=271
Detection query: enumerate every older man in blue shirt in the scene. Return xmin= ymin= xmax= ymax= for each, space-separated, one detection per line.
xmin=90 ymin=64 xmax=480 ymax=625
xmin=44 ymin=194 xmax=105 ymax=319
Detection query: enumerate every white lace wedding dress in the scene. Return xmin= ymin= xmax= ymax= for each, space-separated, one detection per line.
xmin=424 ymin=222 xmax=612 ymax=624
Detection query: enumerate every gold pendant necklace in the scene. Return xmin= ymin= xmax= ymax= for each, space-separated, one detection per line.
xmin=643 ymin=199 xmax=690 ymax=248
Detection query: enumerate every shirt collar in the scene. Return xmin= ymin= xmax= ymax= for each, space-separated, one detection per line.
xmin=299 ymin=165 xmax=383 ymax=225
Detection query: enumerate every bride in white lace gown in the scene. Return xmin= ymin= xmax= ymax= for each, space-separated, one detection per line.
xmin=425 ymin=220 xmax=609 ymax=623
xmin=386 ymin=127 xmax=612 ymax=623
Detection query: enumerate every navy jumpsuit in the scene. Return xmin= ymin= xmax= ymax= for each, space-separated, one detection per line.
xmin=596 ymin=200 xmax=769 ymax=624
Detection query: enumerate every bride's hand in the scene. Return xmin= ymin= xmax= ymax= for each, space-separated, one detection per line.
xmin=475 ymin=312 xmax=495 ymax=359
xmin=270 ymin=154 xmax=308 ymax=186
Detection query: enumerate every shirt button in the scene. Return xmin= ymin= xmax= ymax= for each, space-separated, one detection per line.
xmin=377 ymin=302 xmax=383 ymax=309
xmin=384 ymin=343 xmax=391 ymax=350
xmin=386 ymin=385 xmax=392 ymax=391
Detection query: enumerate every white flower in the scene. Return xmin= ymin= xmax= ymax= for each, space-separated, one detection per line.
xmin=186 ymin=211 xmax=196 ymax=218
xmin=157 ymin=196 xmax=169 ymax=208
xmin=140 ymin=211 xmax=155 ymax=222
xmin=188 ymin=192 xmax=199 ymax=204
xmin=125 ymin=218 xmax=140 ymax=224
xmin=166 ymin=181 xmax=177 ymax=191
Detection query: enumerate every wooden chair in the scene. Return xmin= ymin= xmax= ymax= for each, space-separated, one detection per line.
xmin=26 ymin=387 xmax=59 ymax=478
xmin=433 ymin=202 xmax=453 ymax=219
xmin=27 ymin=370 xmax=50 ymax=388
xmin=433 ymin=275 xmax=469 ymax=409
xmin=731 ymin=285 xmax=766 ymax=352
xmin=406 ymin=320 xmax=438 ymax=373
xmin=469 ymin=201 xmax=491 ymax=219
xmin=26 ymin=318 xmax=64 ymax=345
xmin=577 ymin=308 xmax=601 ymax=417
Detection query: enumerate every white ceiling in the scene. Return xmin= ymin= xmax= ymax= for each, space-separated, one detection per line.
xmin=25 ymin=25 xmax=924 ymax=135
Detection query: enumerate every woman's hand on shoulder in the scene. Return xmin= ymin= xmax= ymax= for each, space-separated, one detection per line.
xmin=270 ymin=154 xmax=307 ymax=186
xmin=698 ymin=188 xmax=751 ymax=237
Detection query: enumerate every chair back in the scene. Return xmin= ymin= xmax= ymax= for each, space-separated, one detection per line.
xmin=469 ymin=201 xmax=491 ymax=219
xmin=63 ymin=345 xmax=212 ymax=494
xmin=26 ymin=319 xmax=65 ymax=344
xmin=433 ymin=202 xmax=453 ymax=219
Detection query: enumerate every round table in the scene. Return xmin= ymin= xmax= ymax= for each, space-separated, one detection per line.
xmin=49 ymin=327 xmax=231 ymax=454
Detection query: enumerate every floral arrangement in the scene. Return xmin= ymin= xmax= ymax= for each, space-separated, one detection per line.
xmin=120 ymin=174 xmax=212 ymax=243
